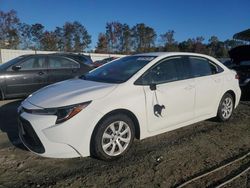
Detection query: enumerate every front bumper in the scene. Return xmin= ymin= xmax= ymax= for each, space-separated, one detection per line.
xmin=18 ymin=116 xmax=45 ymax=154
xmin=18 ymin=112 xmax=81 ymax=158
xmin=18 ymin=101 xmax=103 ymax=158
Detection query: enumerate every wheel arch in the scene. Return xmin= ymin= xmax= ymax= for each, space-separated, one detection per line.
xmin=216 ymin=90 xmax=236 ymax=122
xmin=225 ymin=90 xmax=236 ymax=108
xmin=92 ymin=109 xmax=140 ymax=140
xmin=217 ymin=90 xmax=236 ymax=111
xmin=90 ymin=109 xmax=141 ymax=155
xmin=216 ymin=90 xmax=237 ymax=115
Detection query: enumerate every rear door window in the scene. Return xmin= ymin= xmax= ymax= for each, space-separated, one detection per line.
xmin=48 ymin=57 xmax=80 ymax=69
xmin=189 ymin=57 xmax=218 ymax=77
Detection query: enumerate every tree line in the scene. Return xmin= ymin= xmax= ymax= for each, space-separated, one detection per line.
xmin=96 ymin=22 xmax=246 ymax=58
xmin=0 ymin=10 xmax=246 ymax=58
xmin=0 ymin=10 xmax=91 ymax=52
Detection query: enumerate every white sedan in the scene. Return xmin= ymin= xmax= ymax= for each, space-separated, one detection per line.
xmin=18 ymin=52 xmax=241 ymax=160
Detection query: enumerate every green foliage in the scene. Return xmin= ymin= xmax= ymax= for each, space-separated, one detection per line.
xmin=18 ymin=23 xmax=32 ymax=49
xmin=0 ymin=10 xmax=91 ymax=52
xmin=160 ymin=30 xmax=179 ymax=52
xmin=0 ymin=9 xmax=248 ymax=57
xmin=30 ymin=23 xmax=44 ymax=50
xmin=120 ymin=24 xmax=132 ymax=54
xmin=131 ymin=23 xmax=156 ymax=53
xmin=61 ymin=21 xmax=91 ymax=52
xmin=40 ymin=31 xmax=57 ymax=51
xmin=0 ymin=10 xmax=20 ymax=49
xmin=96 ymin=33 xmax=108 ymax=53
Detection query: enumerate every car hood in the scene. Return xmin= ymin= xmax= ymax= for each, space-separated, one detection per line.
xmin=26 ymin=79 xmax=117 ymax=108
xmin=229 ymin=45 xmax=250 ymax=63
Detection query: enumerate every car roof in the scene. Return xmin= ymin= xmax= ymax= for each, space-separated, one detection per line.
xmin=18 ymin=53 xmax=89 ymax=57
xmin=135 ymin=52 xmax=213 ymax=58
xmin=51 ymin=53 xmax=90 ymax=57
xmin=19 ymin=53 xmax=90 ymax=59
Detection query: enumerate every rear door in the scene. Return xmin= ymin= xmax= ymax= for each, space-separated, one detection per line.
xmin=5 ymin=56 xmax=48 ymax=97
xmin=47 ymin=56 xmax=80 ymax=84
xmin=188 ymin=56 xmax=224 ymax=117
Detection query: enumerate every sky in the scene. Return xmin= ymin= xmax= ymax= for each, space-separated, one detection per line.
xmin=1 ymin=0 xmax=250 ymax=50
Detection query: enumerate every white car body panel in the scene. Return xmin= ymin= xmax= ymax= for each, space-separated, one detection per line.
xmin=18 ymin=52 xmax=241 ymax=158
xmin=194 ymin=73 xmax=223 ymax=117
xmin=27 ymin=79 xmax=117 ymax=108
xmin=143 ymin=78 xmax=195 ymax=132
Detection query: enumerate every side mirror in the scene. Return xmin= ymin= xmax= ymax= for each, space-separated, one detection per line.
xmin=12 ymin=65 xmax=21 ymax=71
xmin=150 ymin=84 xmax=156 ymax=91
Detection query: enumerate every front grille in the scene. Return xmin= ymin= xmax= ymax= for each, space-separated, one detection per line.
xmin=18 ymin=117 xmax=45 ymax=154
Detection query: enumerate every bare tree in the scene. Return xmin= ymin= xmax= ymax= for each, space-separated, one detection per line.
xmin=96 ymin=33 xmax=108 ymax=53
xmin=160 ymin=30 xmax=179 ymax=52
xmin=0 ymin=10 xmax=20 ymax=49
xmin=131 ymin=23 xmax=156 ymax=52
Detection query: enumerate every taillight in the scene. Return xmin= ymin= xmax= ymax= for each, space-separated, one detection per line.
xmin=235 ymin=74 xmax=240 ymax=80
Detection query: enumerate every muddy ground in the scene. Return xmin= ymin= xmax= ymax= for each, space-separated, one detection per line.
xmin=0 ymin=98 xmax=249 ymax=188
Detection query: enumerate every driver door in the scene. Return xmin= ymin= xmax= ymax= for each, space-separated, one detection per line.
xmin=140 ymin=56 xmax=195 ymax=132
xmin=5 ymin=56 xmax=48 ymax=97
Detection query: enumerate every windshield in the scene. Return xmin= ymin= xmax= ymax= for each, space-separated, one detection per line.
xmin=82 ymin=56 xmax=156 ymax=83
xmin=0 ymin=56 xmax=25 ymax=70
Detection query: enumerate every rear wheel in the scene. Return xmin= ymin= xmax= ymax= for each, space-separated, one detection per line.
xmin=216 ymin=93 xmax=234 ymax=122
xmin=91 ymin=114 xmax=135 ymax=161
xmin=0 ymin=88 xmax=4 ymax=101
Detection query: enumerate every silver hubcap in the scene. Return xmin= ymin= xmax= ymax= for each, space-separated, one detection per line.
xmin=221 ymin=97 xmax=233 ymax=119
xmin=102 ymin=121 xmax=131 ymax=156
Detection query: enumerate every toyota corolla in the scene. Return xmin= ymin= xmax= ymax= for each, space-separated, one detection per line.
xmin=18 ymin=52 xmax=241 ymax=160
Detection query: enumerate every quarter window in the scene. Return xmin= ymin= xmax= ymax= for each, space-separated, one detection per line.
xmin=48 ymin=57 xmax=79 ymax=69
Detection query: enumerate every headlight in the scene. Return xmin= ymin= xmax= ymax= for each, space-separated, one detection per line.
xmin=28 ymin=101 xmax=91 ymax=124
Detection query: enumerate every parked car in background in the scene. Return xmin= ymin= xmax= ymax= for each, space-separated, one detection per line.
xmin=0 ymin=54 xmax=93 ymax=100
xmin=223 ymin=45 xmax=250 ymax=95
xmin=222 ymin=59 xmax=235 ymax=69
xmin=18 ymin=52 xmax=240 ymax=160
xmin=93 ymin=57 xmax=117 ymax=67
xmin=53 ymin=53 xmax=95 ymax=68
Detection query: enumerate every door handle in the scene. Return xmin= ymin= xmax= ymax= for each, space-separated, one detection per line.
xmin=38 ymin=71 xmax=44 ymax=75
xmin=184 ymin=85 xmax=195 ymax=90
xmin=214 ymin=78 xmax=221 ymax=83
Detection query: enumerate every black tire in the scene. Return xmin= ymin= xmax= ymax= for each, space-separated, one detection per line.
xmin=216 ymin=93 xmax=234 ymax=122
xmin=0 ymin=88 xmax=3 ymax=101
xmin=91 ymin=114 xmax=135 ymax=161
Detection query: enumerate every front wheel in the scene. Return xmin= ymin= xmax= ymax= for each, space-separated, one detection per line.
xmin=91 ymin=114 xmax=135 ymax=161
xmin=216 ymin=93 xmax=234 ymax=122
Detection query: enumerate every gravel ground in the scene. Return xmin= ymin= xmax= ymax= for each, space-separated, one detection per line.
xmin=0 ymin=98 xmax=249 ymax=188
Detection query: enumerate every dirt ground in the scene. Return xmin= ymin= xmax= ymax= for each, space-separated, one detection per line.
xmin=0 ymin=98 xmax=249 ymax=188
